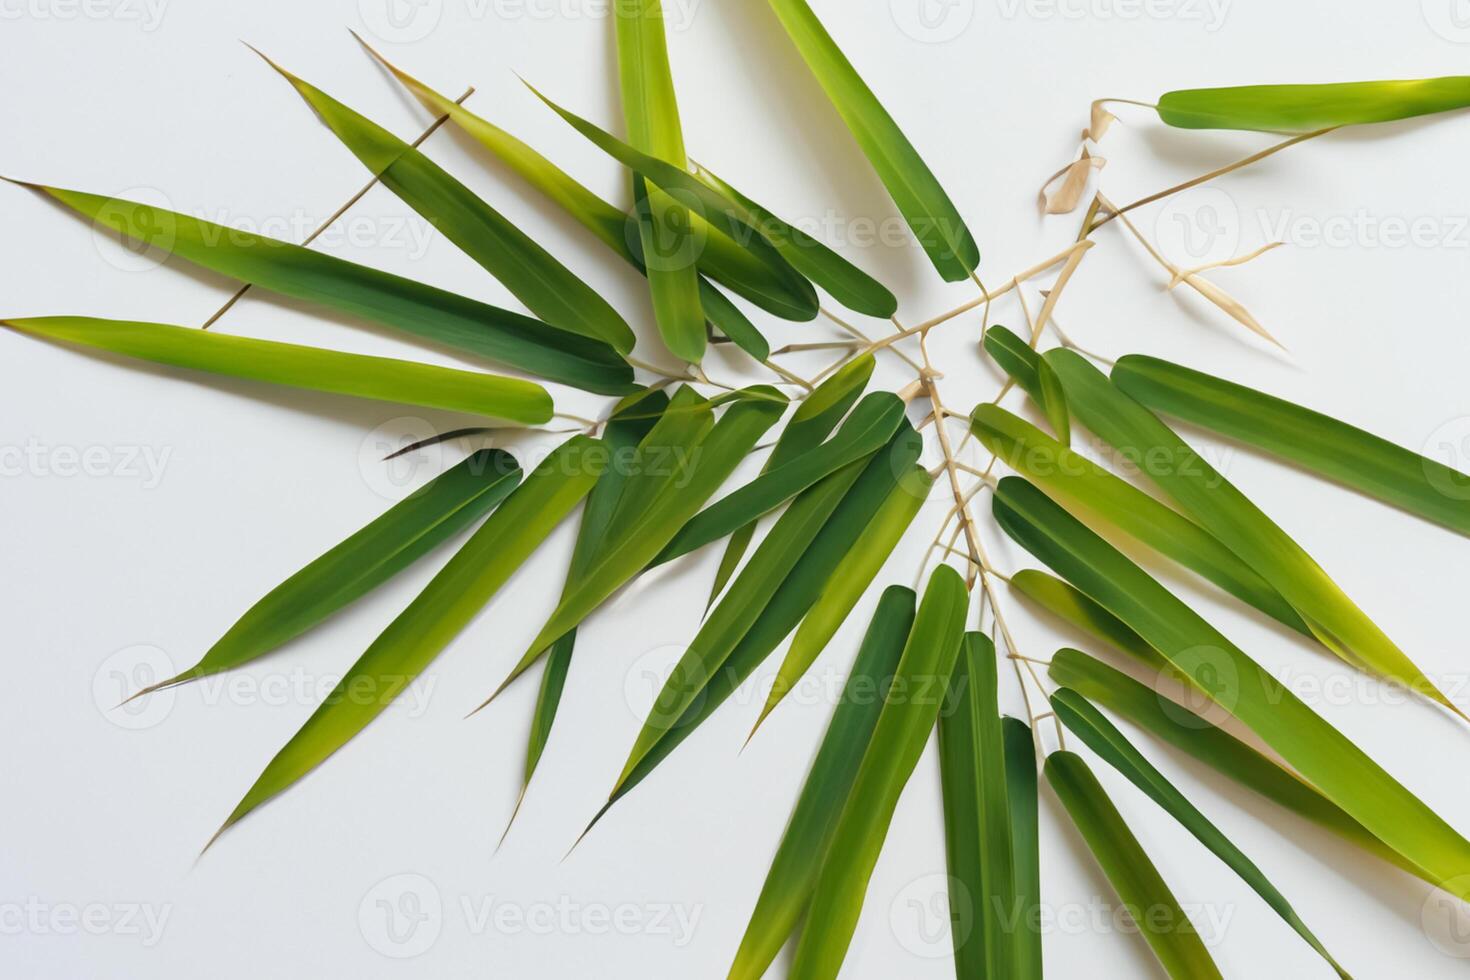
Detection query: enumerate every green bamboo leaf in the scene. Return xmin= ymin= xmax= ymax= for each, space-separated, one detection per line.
xmin=1052 ymin=687 xmax=1351 ymax=977
xmin=620 ymin=458 xmax=870 ymax=787
xmin=937 ymin=633 xmax=1015 ymax=979
xmin=208 ymin=434 xmax=603 ymax=848
xmin=706 ymin=354 xmax=875 ymax=608
xmin=971 ymin=403 xmax=1310 ymax=636
xmin=1045 ymin=751 xmax=1224 ymax=980
xmin=1036 ymin=356 xmax=1071 ymax=444
xmin=2 ymin=316 xmax=552 ymax=423
xmin=599 ymin=423 xmax=925 ymax=814
xmin=790 ymin=565 xmax=968 ymax=980
xmin=128 ymin=449 xmax=521 ymax=701
xmin=754 ymin=461 xmax=930 ymax=731
xmin=486 ymin=392 xmax=787 ymax=701
xmin=510 ymin=392 xmax=669 ymax=833
xmin=1155 ymin=77 xmax=1470 ymax=132
xmin=257 ymin=52 xmax=635 ymax=355
xmin=1113 ymin=354 xmax=1470 ymax=537
xmin=354 ymin=41 xmax=794 ymax=336
xmin=1044 ymin=348 xmax=1460 ymax=714
xmin=727 ymin=585 xmax=915 ymax=980
xmin=1010 ymin=569 xmax=1169 ymax=672
xmin=1047 ymin=648 xmax=1430 ymax=881
xmin=694 ymin=164 xmax=896 ymax=317
xmin=764 ymin=0 xmax=980 ymax=281
xmin=992 ymin=476 xmax=1470 ymax=898
xmin=656 ymin=390 xmax=906 ymax=565
xmin=15 ymin=181 xmax=635 ymax=395
xmin=524 ymin=82 xmax=819 ymax=321
xmin=981 ymin=325 xmax=1066 ymax=439
xmin=614 ymin=0 xmax=705 ymax=363
xmin=1003 ymin=717 xmax=1043 ymax=980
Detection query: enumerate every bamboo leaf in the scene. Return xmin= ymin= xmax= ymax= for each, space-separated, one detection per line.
xmin=258 ymin=52 xmax=635 ymax=355
xmin=1044 ymin=348 xmax=1460 ymax=714
xmin=755 ymin=461 xmax=930 ymax=730
xmin=16 ymin=181 xmax=635 ymax=395
xmin=696 ymin=281 xmax=770 ymax=361
xmin=2 ymin=316 xmax=553 ymax=423
xmin=130 ymin=449 xmax=522 ymax=700
xmin=1003 ymin=718 xmax=1043 ymax=980
xmin=1113 ymin=354 xmax=1470 ymax=537
xmin=1045 ymin=751 xmax=1225 ymax=980
xmin=656 ymin=390 xmax=906 ymax=565
xmin=487 ymin=392 xmax=787 ymax=700
xmin=971 ymin=403 xmax=1310 ymax=636
xmin=763 ymin=0 xmax=980 ymax=281
xmin=1010 ymin=569 xmax=1168 ymax=671
xmin=727 ymin=586 xmax=914 ymax=980
xmin=981 ymin=325 xmax=1066 ymax=438
xmin=992 ymin=475 xmax=1470 ymax=899
xmin=208 ymin=434 xmax=603 ymax=848
xmin=937 ymin=633 xmax=1015 ymax=979
xmin=707 ymin=355 xmax=875 ymax=608
xmin=1052 ymin=687 xmax=1351 ymax=977
xmin=1036 ymin=355 xmax=1071 ymax=444
xmin=1047 ymin=648 xmax=1431 ymax=881
xmin=694 ymin=164 xmax=896 ymax=317
xmin=620 ymin=457 xmax=870 ymax=786
xmin=790 ymin=565 xmax=969 ymax=980
xmin=1156 ymin=77 xmax=1470 ymax=132
xmin=614 ymin=0 xmax=705 ymax=362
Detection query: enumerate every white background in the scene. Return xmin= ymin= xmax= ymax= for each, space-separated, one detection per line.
xmin=4 ymin=0 xmax=1470 ymax=977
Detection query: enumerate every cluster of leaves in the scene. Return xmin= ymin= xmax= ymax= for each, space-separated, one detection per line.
xmin=10 ymin=2 xmax=1470 ymax=976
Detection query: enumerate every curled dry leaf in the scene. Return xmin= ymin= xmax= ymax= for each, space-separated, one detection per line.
xmin=1087 ymin=99 xmax=1118 ymax=140
xmin=1040 ymin=149 xmax=1106 ymax=215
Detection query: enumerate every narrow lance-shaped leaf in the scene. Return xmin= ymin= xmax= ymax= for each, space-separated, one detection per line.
xmin=1045 ymin=348 xmax=1461 ymax=714
xmin=2 ymin=316 xmax=552 ymax=423
xmin=726 ymin=585 xmax=915 ymax=980
xmin=13 ymin=181 xmax=635 ymax=395
xmin=1010 ymin=569 xmax=1169 ymax=672
xmin=694 ymin=164 xmax=896 ymax=317
xmin=513 ymin=391 xmax=669 ymax=828
xmin=992 ymin=476 xmax=1470 ymax=899
xmin=982 ymin=325 xmax=1066 ymax=439
xmin=1113 ymin=353 xmax=1470 ymax=537
xmin=764 ymin=0 xmax=980 ymax=281
xmin=706 ymin=354 xmax=875 ymax=608
xmin=1052 ymin=687 xmax=1351 ymax=978
xmin=1155 ymin=76 xmax=1470 ymax=132
xmin=353 ymin=38 xmax=780 ymax=352
xmin=937 ymin=633 xmax=1015 ymax=979
xmin=790 ymin=565 xmax=968 ymax=980
xmin=525 ymin=82 xmax=819 ymax=322
xmin=486 ymin=392 xmax=787 ymax=700
xmin=614 ymin=0 xmax=705 ymax=362
xmin=754 ymin=461 xmax=930 ymax=731
xmin=1002 ymin=718 xmax=1043 ymax=980
xmin=131 ymin=449 xmax=521 ymax=700
xmin=256 ymin=51 xmax=635 ymax=355
xmin=619 ymin=457 xmax=869 ymax=788
xmin=208 ymin=435 xmax=603 ymax=848
xmin=1045 ymin=751 xmax=1225 ymax=980
xmin=598 ymin=423 xmax=925 ymax=818
xmin=656 ymin=390 xmax=906 ymax=564
xmin=1047 ymin=648 xmax=1431 ymax=882
xmin=972 ymin=402 xmax=1310 ymax=635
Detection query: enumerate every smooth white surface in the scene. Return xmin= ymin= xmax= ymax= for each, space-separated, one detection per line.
xmin=4 ymin=1 xmax=1470 ymax=977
